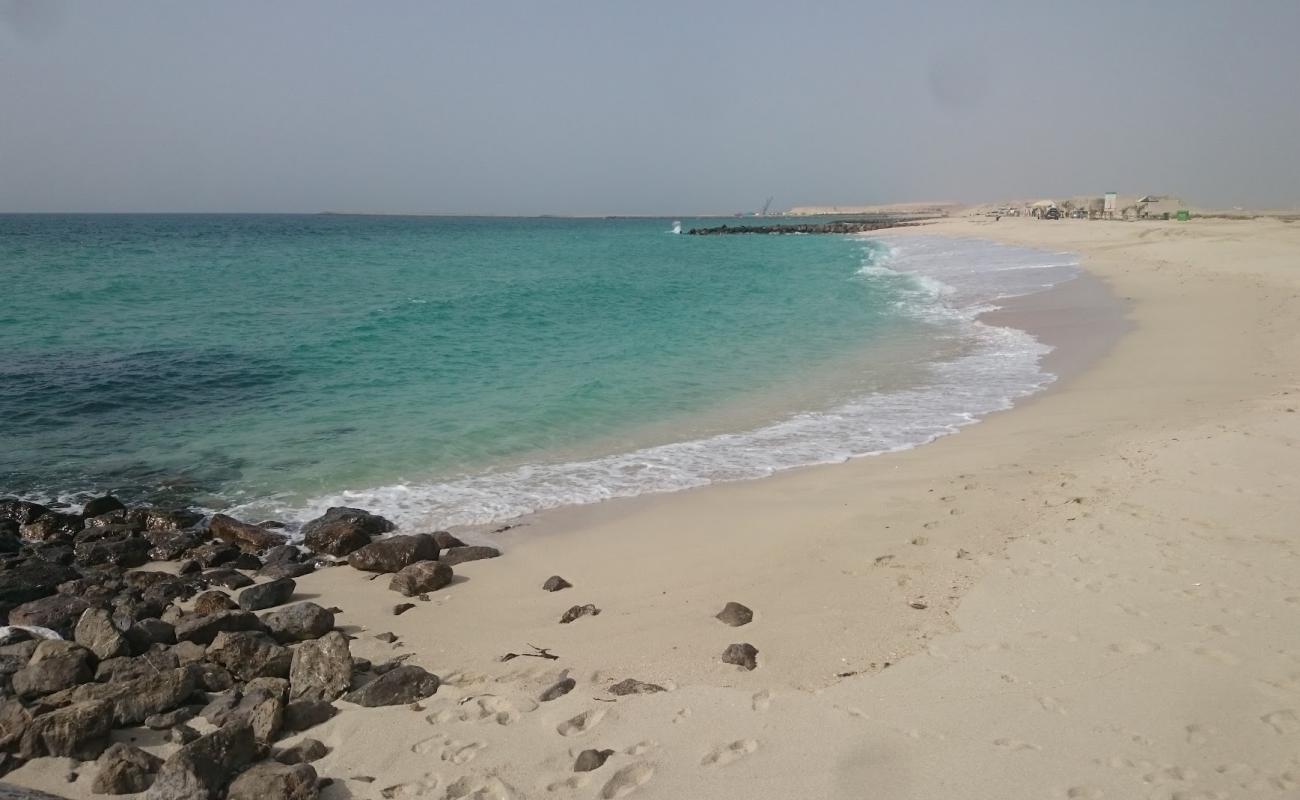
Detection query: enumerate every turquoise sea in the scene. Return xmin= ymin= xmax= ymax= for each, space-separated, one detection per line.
xmin=0 ymin=215 xmax=1079 ymax=529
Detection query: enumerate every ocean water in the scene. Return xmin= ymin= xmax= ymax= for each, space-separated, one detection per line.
xmin=0 ymin=215 xmax=1079 ymax=530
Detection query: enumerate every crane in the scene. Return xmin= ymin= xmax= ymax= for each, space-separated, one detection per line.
xmin=760 ymin=196 xmax=774 ymax=216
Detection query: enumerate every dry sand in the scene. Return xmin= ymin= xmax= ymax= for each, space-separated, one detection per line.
xmin=11 ymin=216 xmax=1300 ymax=799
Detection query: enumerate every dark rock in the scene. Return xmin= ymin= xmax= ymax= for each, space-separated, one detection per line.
xmin=0 ymin=559 xmax=80 ymax=609
xmin=346 ymin=534 xmax=437 ymax=573
xmin=392 ymin=603 xmax=415 ymax=616
xmin=439 ymin=545 xmax=501 ymax=566
xmin=95 ymin=647 xmax=179 ymax=683
xmin=171 ymin=640 xmax=207 ymax=664
xmin=148 ymin=531 xmax=205 ymax=562
xmin=721 ymin=643 xmax=759 ymax=671
xmin=20 ymin=512 xmax=84 ymax=541
xmin=227 ymin=761 xmax=318 ymax=800
xmin=174 ymin=610 xmax=266 ymax=644
xmin=189 ymin=541 xmax=239 ymax=568
xmin=715 ymin=602 xmax=753 ymax=627
xmin=75 ymin=607 xmax=130 ymax=660
xmin=388 ymin=561 xmax=452 ymax=597
xmin=81 ymin=496 xmax=127 ymax=519
xmin=262 ymin=545 xmax=299 ymax=565
xmin=0 ymin=697 xmax=32 ymax=749
xmin=177 ymin=559 xmax=202 ymax=574
xmin=608 ymin=679 xmax=665 ymax=696
xmin=261 ymin=602 xmax=334 ymax=643
xmin=351 ymin=657 xmax=372 ymax=672
xmin=209 ymin=514 xmax=282 ymax=551
xmin=93 ymin=742 xmax=164 ymax=794
xmin=573 ymin=748 xmax=615 ymax=772
xmin=7 ymin=593 xmax=92 ymax=635
xmin=542 ymin=575 xmax=572 ymax=592
xmin=238 ymin=577 xmax=296 ymax=611
xmin=165 ymin=724 xmax=199 ymax=746
xmin=130 ymin=507 xmax=204 ymax=533
xmin=0 ymin=499 xmax=49 ymax=526
xmin=127 ymin=570 xmax=180 ymax=591
xmin=200 ymin=690 xmax=241 ymax=726
xmin=0 ymin=528 xmax=19 ymax=555
xmin=82 ymin=510 xmax=134 ymax=529
xmin=246 ymin=676 xmax=289 ymax=701
xmin=203 ymin=569 xmax=254 ymax=590
xmin=142 ymin=577 xmax=202 ymax=608
xmin=289 ymin=631 xmax=352 ymax=701
xmin=257 ymin=561 xmax=316 ymax=580
xmin=145 ymin=721 xmax=260 ymax=800
xmin=539 ymin=676 xmax=575 ymax=702
xmin=300 ymin=507 xmax=394 ymax=557
xmin=559 ymin=604 xmax=600 ymax=624
xmin=17 ymin=699 xmax=114 ymax=760
xmin=430 ymin=531 xmax=466 ymax=550
xmin=275 ymin=738 xmax=328 ymax=765
xmin=343 ymin=664 xmax=439 ymax=707
xmin=207 ymin=631 xmax=291 ymax=680
xmin=235 ymin=689 xmax=285 ymax=743
xmin=126 ymin=618 xmax=177 ymax=652
xmin=281 ymin=700 xmax=337 ymax=733
xmin=373 ymin=632 xmax=398 ymax=644
xmin=74 ymin=531 xmax=151 ymax=568
xmin=145 ymin=707 xmax=196 ymax=730
xmin=43 ymin=666 xmax=197 ymax=726
xmin=232 ymin=553 xmax=263 ymax=571
xmin=11 ymin=640 xmax=94 ymax=698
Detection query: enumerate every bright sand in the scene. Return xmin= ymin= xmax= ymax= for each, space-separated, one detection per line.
xmin=10 ymin=216 xmax=1300 ymax=799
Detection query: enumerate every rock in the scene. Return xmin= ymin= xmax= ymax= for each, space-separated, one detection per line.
xmin=11 ymin=640 xmax=94 ymax=698
xmin=238 ymin=577 xmax=296 ymax=611
xmin=392 ymin=603 xmax=415 ymax=616
xmin=193 ymin=590 xmax=239 ymax=616
xmin=44 ymin=666 xmax=198 ymax=726
xmin=237 ymin=690 xmax=285 ymax=743
xmin=281 ymin=700 xmax=337 ymax=733
xmin=147 ymin=531 xmax=205 ymax=562
xmin=20 ymin=512 xmax=84 ymax=541
xmin=262 ymin=545 xmax=299 ymax=565
xmin=171 ymin=640 xmax=207 ymax=664
xmin=300 ymin=507 xmax=394 ymax=557
xmin=174 ymin=610 xmax=266 ymax=644
xmin=429 ymin=531 xmax=466 ymax=550
xmin=203 ymin=569 xmax=255 ymax=590
xmin=95 ymin=647 xmax=180 ymax=683
xmin=75 ymin=607 xmax=131 ymax=660
xmin=7 ymin=593 xmax=92 ymax=635
xmin=226 ymin=761 xmax=318 ymax=800
xmin=559 ymin=604 xmax=600 ymax=624
xmin=189 ymin=541 xmax=239 ymax=568
xmin=93 ymin=742 xmax=163 ymax=794
xmin=539 ymin=676 xmax=575 ymax=702
xmin=289 ymin=631 xmax=352 ymax=701
xmin=721 ymin=643 xmax=759 ymax=671
xmin=542 ymin=575 xmax=572 ymax=592
xmin=373 ymin=631 xmax=398 ymax=644
xmin=0 ymin=499 xmax=49 ymax=525
xmin=166 ymin=724 xmax=199 ymax=745
xmin=257 ymin=561 xmax=316 ymax=580
xmin=342 ymin=665 xmax=439 ymax=707
xmin=81 ymin=496 xmax=127 ymax=519
xmin=439 ymin=545 xmax=501 ymax=566
xmin=275 ymin=738 xmax=328 ymax=765
xmin=388 ymin=561 xmax=452 ymax=597
xmin=74 ymin=531 xmax=152 ymax=568
xmin=0 ymin=559 xmax=82 ymax=609
xmin=207 ymin=631 xmax=291 ymax=680
xmin=573 ymin=748 xmax=615 ymax=772
xmin=200 ymin=690 xmax=241 ymax=726
xmin=145 ymin=721 xmax=260 ymax=800
xmin=246 ymin=676 xmax=289 ymax=701
xmin=209 ymin=514 xmax=282 ymax=551
xmin=608 ymin=679 xmax=665 ymax=696
xmin=346 ymin=534 xmax=437 ymax=573
xmin=145 ymin=707 xmax=196 ymax=730
xmin=232 ymin=553 xmax=263 ymax=571
xmin=261 ymin=602 xmax=334 ymax=643
xmin=130 ymin=508 xmax=204 ymax=533
xmin=126 ymin=618 xmax=177 ymax=652
xmin=18 ymin=699 xmax=114 ymax=760
xmin=715 ymin=601 xmax=753 ymax=627
xmin=0 ymin=698 xmax=32 ymax=749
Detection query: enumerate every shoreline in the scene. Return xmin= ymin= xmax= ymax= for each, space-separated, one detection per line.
xmin=7 ymin=216 xmax=1300 ymax=799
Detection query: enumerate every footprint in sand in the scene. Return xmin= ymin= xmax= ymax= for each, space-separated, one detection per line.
xmin=458 ymin=695 xmax=538 ymax=726
xmin=1066 ymin=787 xmax=1104 ymax=799
xmin=444 ymin=775 xmax=514 ymax=800
xmin=992 ymin=737 xmax=1041 ymax=752
xmin=1185 ymin=723 xmax=1218 ymax=745
xmin=751 ymin=690 xmax=772 ymax=712
xmin=379 ymin=776 xmax=439 ymax=800
xmin=1193 ymin=646 xmax=1242 ymax=666
xmin=556 ymin=708 xmax=606 ymax=737
xmin=1107 ymin=639 xmax=1159 ymax=655
xmin=625 ymin=740 xmax=658 ymax=756
xmin=701 ymin=739 xmax=759 ymax=767
xmin=600 ymin=763 xmax=654 ymax=799
xmin=544 ymin=774 xmax=592 ymax=793
xmin=672 ymin=708 xmax=691 ymax=724
xmin=1261 ymin=709 xmax=1300 ymax=734
xmin=1036 ymin=695 xmax=1066 ymax=715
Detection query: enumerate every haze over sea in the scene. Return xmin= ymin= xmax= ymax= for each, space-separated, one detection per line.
xmin=0 ymin=214 xmax=1077 ymax=530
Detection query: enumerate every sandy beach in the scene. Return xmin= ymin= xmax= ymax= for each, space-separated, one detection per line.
xmin=8 ymin=216 xmax=1300 ymax=800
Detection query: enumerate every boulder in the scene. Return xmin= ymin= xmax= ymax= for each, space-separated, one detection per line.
xmin=81 ymin=496 xmax=127 ymax=519
xmin=147 ymin=530 xmax=205 ymax=561
xmin=289 ymin=631 xmax=351 ymax=701
xmin=19 ymin=512 xmax=83 ymax=541
xmin=7 ymin=593 xmax=92 ymax=635
xmin=261 ymin=602 xmax=334 ymax=643
xmin=126 ymin=618 xmax=177 ymax=652
xmin=226 ymin=761 xmax=318 ymax=800
xmin=95 ymin=647 xmax=179 ymax=683
xmin=145 ymin=721 xmax=260 ymax=800
xmin=222 ymin=688 xmax=284 ymax=743
xmin=274 ymin=739 xmax=328 ymax=765
xmin=715 ymin=601 xmax=753 ymax=627
xmin=17 ymin=699 xmax=114 ymax=760
xmin=0 ymin=698 xmax=32 ymax=749
xmin=346 ymin=534 xmax=437 ymax=573
xmin=74 ymin=531 xmax=152 ymax=568
xmin=608 ymin=678 xmax=665 ymax=696
xmin=145 ymin=707 xmax=196 ymax=730
xmin=388 ymin=561 xmax=452 ymax=597
xmin=439 ymin=545 xmax=501 ymax=566
xmin=93 ymin=742 xmax=164 ymax=794
xmin=0 ymin=499 xmax=49 ymax=525
xmin=75 ymin=607 xmax=131 ymax=660
xmin=207 ymin=631 xmax=291 ymax=680
xmin=0 ymin=559 xmax=80 ymax=610
xmin=188 ymin=541 xmax=239 ymax=568
xmin=174 ymin=610 xmax=266 ymax=644
xmin=300 ymin=507 xmax=394 ymax=557
xmin=542 ymin=575 xmax=572 ymax=592
xmin=281 ymin=700 xmax=337 ymax=734
xmin=721 ymin=643 xmax=759 ymax=671
xmin=430 ymin=531 xmax=466 ymax=550
xmin=208 ymin=514 xmax=282 ymax=551
xmin=130 ymin=508 xmax=204 ymax=532
xmin=46 ymin=666 xmax=198 ymax=726
xmin=202 ymin=569 xmax=254 ymax=590
xmin=258 ymin=561 xmax=315 ymax=580
xmin=11 ymin=640 xmax=94 ymax=698
xmin=238 ymin=577 xmax=296 ymax=611
xmin=342 ymin=664 xmax=439 ymax=707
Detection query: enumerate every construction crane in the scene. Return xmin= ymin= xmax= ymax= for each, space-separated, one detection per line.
xmin=759 ymin=196 xmax=774 ymax=216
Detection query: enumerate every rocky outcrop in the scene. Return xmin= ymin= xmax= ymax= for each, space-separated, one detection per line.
xmin=288 ymin=631 xmax=351 ymax=701
xmin=226 ymin=761 xmax=318 ymax=800
xmin=75 ymin=607 xmax=131 ymax=660
xmin=237 ymin=577 xmax=296 ymax=611
xmin=207 ymin=631 xmax=292 ymax=681
xmin=261 ymin=602 xmax=334 ymax=643
xmin=346 ymin=534 xmax=437 ymax=573
xmin=208 ymin=514 xmax=282 ymax=551
xmin=300 ymin=507 xmax=394 ymax=556
xmin=11 ymin=640 xmax=94 ymax=698
xmin=17 ymin=699 xmax=115 ymax=760
xmin=93 ymin=742 xmax=164 ymax=794
xmin=388 ymin=561 xmax=452 ymax=596
xmin=175 ymin=610 xmax=266 ymax=645
xmin=343 ymin=664 xmax=439 ymax=707
xmin=439 ymin=545 xmax=500 ymax=566
xmin=145 ymin=721 xmax=261 ymax=800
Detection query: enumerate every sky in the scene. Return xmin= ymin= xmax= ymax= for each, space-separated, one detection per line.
xmin=2 ymin=0 xmax=1298 ymax=214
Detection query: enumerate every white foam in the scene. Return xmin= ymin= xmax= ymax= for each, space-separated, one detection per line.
xmin=229 ymin=236 xmax=1079 ymax=533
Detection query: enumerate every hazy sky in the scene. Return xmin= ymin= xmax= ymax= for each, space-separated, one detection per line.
xmin=2 ymin=0 xmax=1298 ymax=214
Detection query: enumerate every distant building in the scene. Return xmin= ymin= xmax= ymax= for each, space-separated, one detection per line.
xmin=1136 ymin=195 xmax=1187 ymax=219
